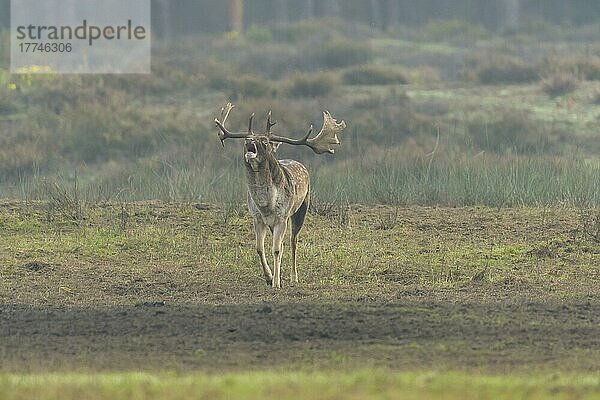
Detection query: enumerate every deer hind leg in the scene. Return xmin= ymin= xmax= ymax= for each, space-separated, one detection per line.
xmin=290 ymin=196 xmax=309 ymax=283
xmin=254 ymin=219 xmax=273 ymax=286
xmin=271 ymin=220 xmax=288 ymax=289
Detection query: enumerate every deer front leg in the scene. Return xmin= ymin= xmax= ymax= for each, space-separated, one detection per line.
xmin=254 ymin=219 xmax=273 ymax=286
xmin=271 ymin=220 xmax=288 ymax=289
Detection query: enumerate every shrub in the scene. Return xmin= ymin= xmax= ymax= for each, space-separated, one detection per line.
xmin=342 ymin=65 xmax=408 ymax=85
xmin=246 ymin=25 xmax=273 ymax=42
xmin=541 ymin=57 xmax=600 ymax=82
xmin=236 ymin=44 xmax=298 ymax=78
xmin=466 ymin=110 xmax=551 ymax=154
xmin=421 ymin=19 xmax=488 ymax=41
xmin=0 ymin=91 xmax=20 ymax=115
xmin=286 ymin=73 xmax=337 ymax=98
xmin=209 ymin=74 xmax=272 ymax=99
xmin=474 ymin=58 xmax=539 ymax=84
xmin=307 ymin=39 xmax=375 ymax=69
xmin=542 ymin=73 xmax=579 ymax=97
xmin=572 ymin=58 xmax=600 ymax=81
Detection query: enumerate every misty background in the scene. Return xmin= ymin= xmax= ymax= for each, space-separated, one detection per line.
xmin=0 ymin=0 xmax=598 ymax=208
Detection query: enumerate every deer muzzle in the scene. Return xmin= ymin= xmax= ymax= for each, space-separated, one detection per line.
xmin=245 ymin=141 xmax=258 ymax=162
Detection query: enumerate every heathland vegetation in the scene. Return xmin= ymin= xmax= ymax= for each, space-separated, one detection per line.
xmin=0 ymin=18 xmax=599 ymax=209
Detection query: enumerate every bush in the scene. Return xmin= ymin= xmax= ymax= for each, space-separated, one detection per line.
xmin=542 ymin=73 xmax=579 ymax=97
xmin=578 ymin=59 xmax=600 ymax=81
xmin=0 ymin=91 xmax=20 ymax=115
xmin=210 ymin=74 xmax=272 ymax=99
xmin=246 ymin=25 xmax=273 ymax=42
xmin=541 ymin=57 xmax=600 ymax=82
xmin=466 ymin=111 xmax=549 ymax=153
xmin=421 ymin=19 xmax=488 ymax=41
xmin=236 ymin=44 xmax=298 ymax=78
xmin=307 ymin=39 xmax=375 ymax=69
xmin=342 ymin=65 xmax=408 ymax=85
xmin=474 ymin=58 xmax=539 ymax=84
xmin=286 ymin=73 xmax=337 ymax=98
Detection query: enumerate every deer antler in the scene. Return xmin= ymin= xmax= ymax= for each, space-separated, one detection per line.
xmin=265 ymin=110 xmax=276 ymax=139
xmin=214 ymin=102 xmax=254 ymax=147
xmin=270 ymin=111 xmax=346 ymax=154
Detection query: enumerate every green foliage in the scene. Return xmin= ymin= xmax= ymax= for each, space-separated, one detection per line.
xmin=1 ymin=371 xmax=598 ymax=400
xmin=342 ymin=65 xmax=408 ymax=85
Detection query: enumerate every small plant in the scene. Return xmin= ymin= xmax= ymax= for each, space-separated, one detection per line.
xmin=576 ymin=209 xmax=600 ymax=244
xmin=342 ymin=65 xmax=408 ymax=86
xmin=217 ymin=201 xmax=243 ymax=226
xmin=309 ymin=196 xmax=350 ymax=228
xmin=375 ymin=206 xmax=399 ymax=230
xmin=542 ymin=72 xmax=579 ymax=97
xmin=40 ymin=177 xmax=84 ymax=225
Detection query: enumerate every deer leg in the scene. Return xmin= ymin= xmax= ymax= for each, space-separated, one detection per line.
xmin=290 ymin=197 xmax=309 ymax=283
xmin=290 ymin=231 xmax=298 ymax=284
xmin=271 ymin=220 xmax=288 ymax=289
xmin=254 ymin=219 xmax=273 ymax=286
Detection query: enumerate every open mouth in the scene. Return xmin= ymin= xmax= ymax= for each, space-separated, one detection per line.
xmin=245 ymin=141 xmax=257 ymax=161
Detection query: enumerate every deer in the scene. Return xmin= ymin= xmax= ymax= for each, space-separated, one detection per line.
xmin=214 ymin=103 xmax=346 ymax=288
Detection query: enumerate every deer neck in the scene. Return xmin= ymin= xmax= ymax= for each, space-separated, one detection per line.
xmin=245 ymin=154 xmax=286 ymax=209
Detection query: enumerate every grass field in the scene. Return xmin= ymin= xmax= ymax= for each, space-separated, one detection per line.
xmin=2 ymin=371 xmax=600 ymax=400
xmin=0 ymin=202 xmax=598 ymax=398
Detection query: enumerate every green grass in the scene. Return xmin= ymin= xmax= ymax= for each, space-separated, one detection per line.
xmin=1 ymin=370 xmax=599 ymax=400
xmin=1 ymin=203 xmax=597 ymax=303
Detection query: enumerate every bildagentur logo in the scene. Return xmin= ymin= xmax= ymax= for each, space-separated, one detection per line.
xmin=16 ymin=19 xmax=147 ymax=46
xmin=11 ymin=0 xmax=151 ymax=74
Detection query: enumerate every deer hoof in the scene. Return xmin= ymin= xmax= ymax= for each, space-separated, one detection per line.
xmin=266 ymin=277 xmax=273 ymax=286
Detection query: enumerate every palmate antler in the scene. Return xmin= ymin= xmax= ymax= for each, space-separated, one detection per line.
xmin=270 ymin=111 xmax=346 ymax=154
xmin=215 ymin=103 xmax=346 ymax=154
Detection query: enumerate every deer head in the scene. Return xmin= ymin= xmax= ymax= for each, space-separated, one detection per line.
xmin=214 ymin=102 xmax=346 ymax=157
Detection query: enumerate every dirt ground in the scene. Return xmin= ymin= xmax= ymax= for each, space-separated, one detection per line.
xmin=0 ymin=203 xmax=598 ymax=372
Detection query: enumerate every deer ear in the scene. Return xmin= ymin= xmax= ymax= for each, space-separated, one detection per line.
xmin=270 ymin=142 xmax=281 ymax=153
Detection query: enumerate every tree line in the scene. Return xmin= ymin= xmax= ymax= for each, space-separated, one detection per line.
xmin=1 ymin=0 xmax=600 ymax=37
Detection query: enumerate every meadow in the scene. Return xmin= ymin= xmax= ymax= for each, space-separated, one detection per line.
xmin=0 ymin=17 xmax=599 ymax=399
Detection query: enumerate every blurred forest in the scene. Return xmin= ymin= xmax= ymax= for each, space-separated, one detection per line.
xmin=1 ymin=1 xmax=600 ymax=34
xmin=0 ymin=1 xmax=598 ymax=207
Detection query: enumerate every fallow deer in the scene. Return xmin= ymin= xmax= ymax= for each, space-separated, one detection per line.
xmin=215 ymin=103 xmax=346 ymax=288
